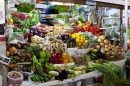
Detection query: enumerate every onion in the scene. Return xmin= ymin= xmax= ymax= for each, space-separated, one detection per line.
xmin=104 ymin=39 xmax=109 ymax=44
xmin=96 ymin=45 xmax=100 ymax=49
xmin=98 ymin=39 xmax=103 ymax=43
xmin=100 ymin=35 xmax=106 ymax=40
xmin=94 ymin=36 xmax=98 ymax=40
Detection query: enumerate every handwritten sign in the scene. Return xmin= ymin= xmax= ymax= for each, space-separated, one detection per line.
xmin=0 ymin=55 xmax=11 ymax=65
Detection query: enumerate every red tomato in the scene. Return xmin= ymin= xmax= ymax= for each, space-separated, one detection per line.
xmin=99 ymin=32 xmax=103 ymax=35
xmin=24 ymin=33 xmax=29 ymax=39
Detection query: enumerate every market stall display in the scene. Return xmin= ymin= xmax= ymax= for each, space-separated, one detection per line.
xmin=5 ymin=1 xmax=128 ymax=86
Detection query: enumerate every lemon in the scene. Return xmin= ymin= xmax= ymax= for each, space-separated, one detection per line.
xmin=80 ymin=40 xmax=84 ymax=43
xmin=76 ymin=33 xmax=80 ymax=36
xmin=76 ymin=39 xmax=80 ymax=42
xmin=76 ymin=36 xmax=80 ymax=40
xmin=83 ymin=38 xmax=85 ymax=40
xmin=85 ymin=40 xmax=88 ymax=43
xmin=78 ymin=43 xmax=82 ymax=46
xmin=72 ymin=35 xmax=76 ymax=38
xmin=72 ymin=34 xmax=75 ymax=37
xmin=83 ymin=43 xmax=86 ymax=46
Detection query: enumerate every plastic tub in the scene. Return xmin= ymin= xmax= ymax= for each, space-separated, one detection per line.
xmin=20 ymin=70 xmax=33 ymax=80
xmin=8 ymin=71 xmax=23 ymax=86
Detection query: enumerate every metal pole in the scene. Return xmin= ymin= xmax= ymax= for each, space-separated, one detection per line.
xmin=124 ymin=0 xmax=128 ymax=49
xmin=124 ymin=0 xmax=128 ymax=79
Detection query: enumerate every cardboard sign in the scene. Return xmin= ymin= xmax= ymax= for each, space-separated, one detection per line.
xmin=0 ymin=55 xmax=11 ymax=65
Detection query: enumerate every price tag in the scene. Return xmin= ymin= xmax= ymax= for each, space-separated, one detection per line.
xmin=77 ymin=81 xmax=82 ymax=86
xmin=0 ymin=55 xmax=11 ymax=65
xmin=86 ymin=0 xmax=96 ymax=6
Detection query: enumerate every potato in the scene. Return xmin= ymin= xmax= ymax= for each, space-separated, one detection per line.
xmin=100 ymin=35 xmax=106 ymax=40
xmin=105 ymin=45 xmax=109 ymax=48
xmin=110 ymin=56 xmax=114 ymax=59
xmin=106 ymin=52 xmax=111 ymax=56
xmin=112 ymin=48 xmax=115 ymax=52
xmin=100 ymin=43 xmax=105 ymax=47
xmin=121 ymin=48 xmax=126 ymax=52
xmin=105 ymin=48 xmax=109 ymax=52
xmin=116 ymin=46 xmax=121 ymax=49
xmin=108 ymin=44 xmax=112 ymax=47
xmin=112 ymin=52 xmax=116 ymax=56
xmin=111 ymin=45 xmax=115 ymax=48
xmin=118 ymin=52 xmax=122 ymax=55
xmin=108 ymin=46 xmax=112 ymax=50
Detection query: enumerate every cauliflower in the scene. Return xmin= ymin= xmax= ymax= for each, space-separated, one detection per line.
xmin=31 ymin=35 xmax=42 ymax=43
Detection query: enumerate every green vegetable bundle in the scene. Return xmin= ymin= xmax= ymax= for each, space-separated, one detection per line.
xmin=11 ymin=10 xmax=39 ymax=28
xmin=54 ymin=5 xmax=67 ymax=13
xmin=85 ymin=63 xmax=123 ymax=86
xmin=17 ymin=2 xmax=35 ymax=13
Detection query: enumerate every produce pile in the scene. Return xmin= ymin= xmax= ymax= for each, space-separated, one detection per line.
xmin=6 ymin=2 xmax=127 ymax=86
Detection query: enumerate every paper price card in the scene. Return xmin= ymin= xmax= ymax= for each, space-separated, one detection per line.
xmin=77 ymin=81 xmax=82 ymax=86
xmin=0 ymin=55 xmax=11 ymax=65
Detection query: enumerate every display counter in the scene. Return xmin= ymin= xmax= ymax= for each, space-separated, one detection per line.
xmin=20 ymin=59 xmax=126 ymax=86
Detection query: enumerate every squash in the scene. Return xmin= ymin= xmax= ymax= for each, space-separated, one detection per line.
xmin=6 ymin=51 xmax=10 ymax=57
xmin=69 ymin=58 xmax=74 ymax=63
xmin=8 ymin=46 xmax=16 ymax=53
xmin=86 ymin=21 xmax=92 ymax=26
xmin=7 ymin=18 xmax=13 ymax=25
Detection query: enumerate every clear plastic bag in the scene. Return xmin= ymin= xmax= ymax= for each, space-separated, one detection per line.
xmin=9 ymin=32 xmax=26 ymax=44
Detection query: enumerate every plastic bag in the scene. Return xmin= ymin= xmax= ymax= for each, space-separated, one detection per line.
xmin=9 ymin=32 xmax=26 ymax=44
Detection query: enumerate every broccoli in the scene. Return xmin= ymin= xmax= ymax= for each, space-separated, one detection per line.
xmin=32 ymin=45 xmax=41 ymax=53
xmin=25 ymin=46 xmax=34 ymax=55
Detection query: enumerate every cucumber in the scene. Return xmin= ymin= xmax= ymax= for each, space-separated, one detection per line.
xmin=49 ymin=71 xmax=59 ymax=76
xmin=73 ymin=67 xmax=84 ymax=71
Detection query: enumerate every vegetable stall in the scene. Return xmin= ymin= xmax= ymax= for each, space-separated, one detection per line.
xmin=2 ymin=0 xmax=130 ymax=86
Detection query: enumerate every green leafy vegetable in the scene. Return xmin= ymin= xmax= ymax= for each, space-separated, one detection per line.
xmin=54 ymin=5 xmax=67 ymax=13
xmin=17 ymin=2 xmax=35 ymax=13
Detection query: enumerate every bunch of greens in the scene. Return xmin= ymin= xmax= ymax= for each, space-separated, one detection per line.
xmin=55 ymin=14 xmax=62 ymax=18
xmin=54 ymin=5 xmax=67 ymax=13
xmin=17 ymin=2 xmax=35 ymax=13
xmin=13 ymin=27 xmax=29 ymax=34
xmin=11 ymin=10 xmax=39 ymax=28
xmin=85 ymin=62 xmax=123 ymax=86
xmin=62 ymin=14 xmax=70 ymax=21
xmin=127 ymin=27 xmax=130 ymax=40
xmin=71 ymin=4 xmax=81 ymax=16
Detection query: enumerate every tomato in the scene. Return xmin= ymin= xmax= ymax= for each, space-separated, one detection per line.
xmin=99 ymin=32 xmax=103 ymax=35
xmin=24 ymin=33 xmax=29 ymax=39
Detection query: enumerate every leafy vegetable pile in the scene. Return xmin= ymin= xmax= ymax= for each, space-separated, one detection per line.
xmin=85 ymin=63 xmax=123 ymax=86
xmin=54 ymin=5 xmax=67 ymax=13
xmin=11 ymin=10 xmax=39 ymax=28
xmin=17 ymin=2 xmax=35 ymax=13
